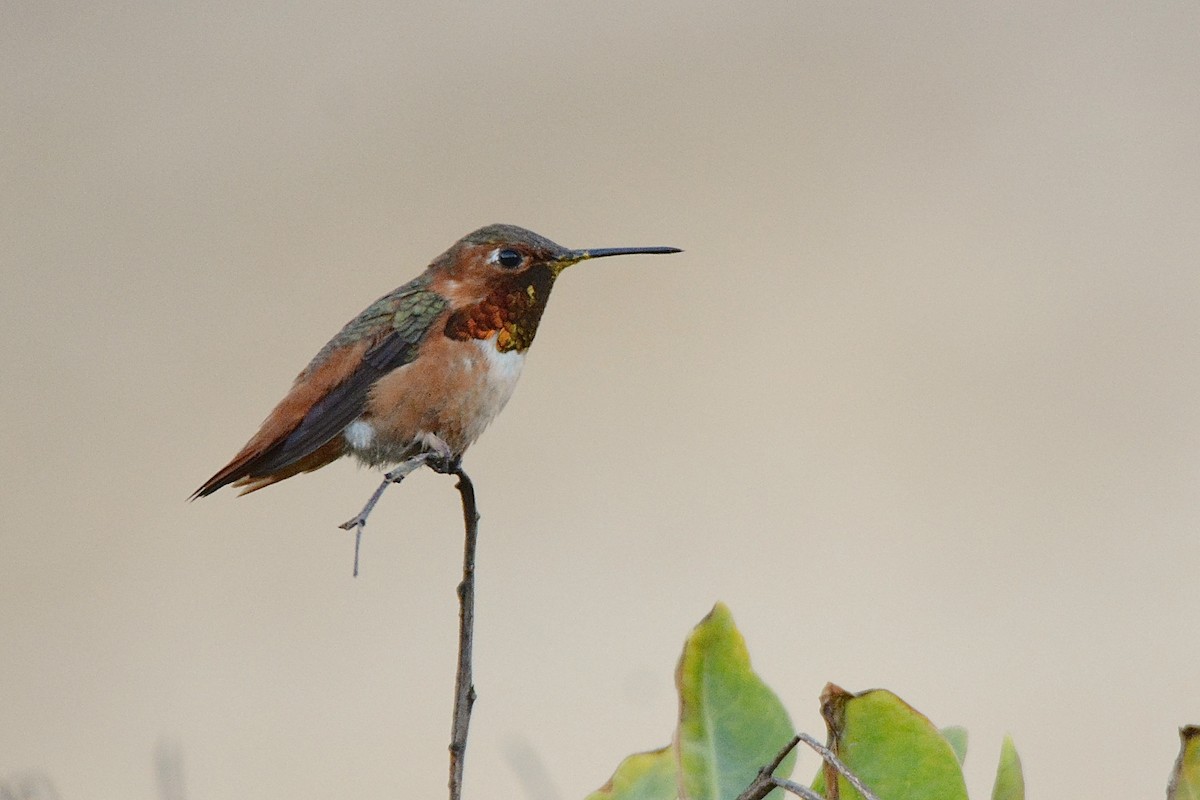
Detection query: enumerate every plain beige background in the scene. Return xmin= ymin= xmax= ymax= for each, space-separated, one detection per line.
xmin=3 ymin=1 xmax=1198 ymax=798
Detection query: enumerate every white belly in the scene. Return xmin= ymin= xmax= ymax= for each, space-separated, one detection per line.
xmin=466 ymin=337 xmax=525 ymax=439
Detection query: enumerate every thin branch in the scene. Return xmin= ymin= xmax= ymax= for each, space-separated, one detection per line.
xmin=796 ymin=732 xmax=880 ymax=800
xmin=447 ymin=465 xmax=479 ymax=800
xmin=768 ymin=777 xmax=827 ymax=800
xmin=338 ymin=474 xmax=392 ymax=576
xmin=339 ymin=452 xmax=436 ymax=576
xmin=336 ymin=449 xmax=479 ymax=799
xmin=735 ymin=732 xmax=880 ymax=800
xmin=736 ymin=735 xmax=804 ymax=800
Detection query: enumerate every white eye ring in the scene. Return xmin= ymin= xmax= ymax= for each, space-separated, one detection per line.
xmin=490 ymin=248 xmax=523 ymax=269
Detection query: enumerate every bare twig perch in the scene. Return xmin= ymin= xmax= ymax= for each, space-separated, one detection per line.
xmin=447 ymin=464 xmax=479 ymax=800
xmin=337 ymin=458 xmax=480 ymax=800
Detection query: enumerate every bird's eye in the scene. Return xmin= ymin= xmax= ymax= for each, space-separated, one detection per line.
xmin=496 ymin=249 xmax=523 ymax=269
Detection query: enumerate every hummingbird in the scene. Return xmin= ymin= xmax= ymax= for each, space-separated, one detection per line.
xmin=193 ymin=224 xmax=681 ymax=507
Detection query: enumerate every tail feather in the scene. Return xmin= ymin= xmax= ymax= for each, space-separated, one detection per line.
xmin=190 ymin=339 xmax=374 ymax=500
xmin=191 ymin=432 xmax=347 ymax=499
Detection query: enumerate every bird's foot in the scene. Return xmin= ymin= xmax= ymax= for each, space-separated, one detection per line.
xmin=418 ymin=433 xmax=458 ymax=474
xmin=427 ymin=454 xmax=462 ymax=475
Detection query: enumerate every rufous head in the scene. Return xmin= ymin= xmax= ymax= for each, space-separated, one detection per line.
xmin=433 ymin=224 xmax=681 ymax=353
xmin=432 ymin=223 xmax=679 ymax=285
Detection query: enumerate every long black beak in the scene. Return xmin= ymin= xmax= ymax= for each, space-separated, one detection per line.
xmin=570 ymin=246 xmax=682 ymax=260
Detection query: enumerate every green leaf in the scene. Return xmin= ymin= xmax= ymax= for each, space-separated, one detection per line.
xmin=1169 ymin=726 xmax=1200 ymax=800
xmin=941 ymin=727 xmax=969 ymax=765
xmin=586 ymin=746 xmax=677 ymax=800
xmin=675 ymin=603 xmax=796 ymax=800
xmin=810 ymin=685 xmax=968 ymax=800
xmin=989 ymin=735 xmax=1024 ymax=800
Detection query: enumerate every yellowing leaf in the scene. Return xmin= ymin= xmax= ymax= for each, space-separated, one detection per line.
xmin=675 ymin=603 xmax=795 ymax=800
xmin=811 ymin=685 xmax=968 ymax=800
xmin=1169 ymin=726 xmax=1200 ymax=800
xmin=586 ymin=746 xmax=676 ymax=800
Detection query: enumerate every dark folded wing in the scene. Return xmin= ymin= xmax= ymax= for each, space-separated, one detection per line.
xmin=192 ymin=288 xmax=448 ymax=497
xmin=244 ymin=325 xmax=432 ymax=474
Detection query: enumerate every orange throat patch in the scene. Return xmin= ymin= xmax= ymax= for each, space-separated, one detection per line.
xmin=443 ymin=266 xmax=555 ymax=352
